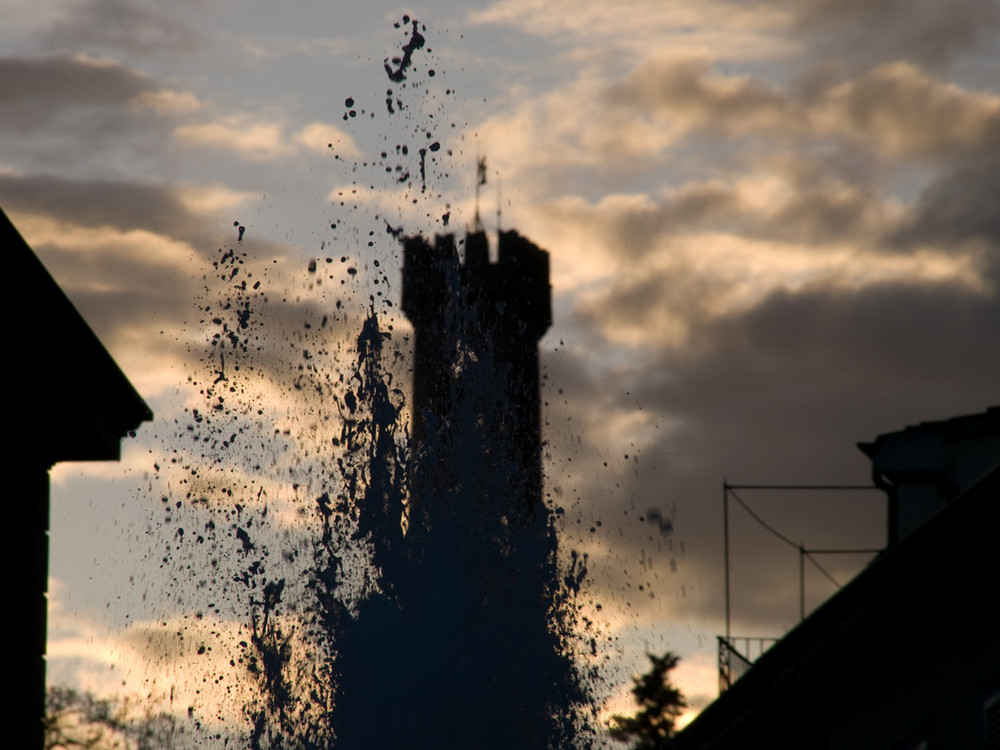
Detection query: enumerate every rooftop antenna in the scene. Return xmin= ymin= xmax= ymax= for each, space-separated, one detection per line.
xmin=474 ymin=154 xmax=487 ymax=232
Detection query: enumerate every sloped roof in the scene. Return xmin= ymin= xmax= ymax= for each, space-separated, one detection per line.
xmin=5 ymin=206 xmax=151 ymax=465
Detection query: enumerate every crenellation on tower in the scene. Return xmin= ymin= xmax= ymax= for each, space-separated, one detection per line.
xmin=400 ymin=233 xmax=457 ymax=327
xmin=494 ymin=229 xmax=552 ymax=341
xmin=401 ymin=230 xmax=551 ymax=333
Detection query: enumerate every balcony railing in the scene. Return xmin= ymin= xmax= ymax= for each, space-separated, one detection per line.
xmin=718 ymin=636 xmax=778 ymax=694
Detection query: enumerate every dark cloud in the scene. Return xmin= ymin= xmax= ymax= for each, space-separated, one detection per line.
xmin=581 ymin=273 xmax=1000 ymax=487
xmin=0 ymin=54 xmax=152 ymax=103
xmin=756 ymin=180 xmax=890 ymax=246
xmin=0 ymin=54 xmax=191 ymax=179
xmin=0 ymin=173 xmax=198 ymax=239
xmin=893 ymin=158 xmax=1000 ymax=253
xmin=680 ymin=282 xmax=999 ymax=414
xmin=822 ymin=62 xmax=1000 ymax=160
xmin=0 ymin=54 xmax=153 ymax=128
xmin=543 ymin=50 xmax=1000 ymax=635
xmin=576 ymin=267 xmax=1000 ymax=634
xmin=38 ymin=0 xmax=203 ymax=58
xmin=778 ymin=0 xmax=1000 ymax=72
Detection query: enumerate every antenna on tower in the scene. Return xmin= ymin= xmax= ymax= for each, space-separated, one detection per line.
xmin=474 ymin=154 xmax=487 ymax=232
xmin=496 ymin=171 xmax=502 ymax=233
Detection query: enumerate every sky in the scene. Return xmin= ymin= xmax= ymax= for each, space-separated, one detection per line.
xmin=7 ymin=0 xmax=1000 ymax=741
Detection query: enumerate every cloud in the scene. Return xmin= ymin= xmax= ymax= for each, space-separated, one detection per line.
xmin=471 ymin=56 xmax=798 ymax=192
xmin=37 ymin=0 xmax=203 ymax=58
xmin=294 ymin=121 xmax=361 ymax=158
xmin=176 ymin=182 xmax=258 ymax=216
xmin=893 ymin=158 xmax=1000 ymax=254
xmin=0 ymin=165 xmax=380 ymax=472
xmin=604 ymin=54 xmax=798 ymax=136
xmin=468 ymin=0 xmax=793 ymax=60
xmin=564 ymin=264 xmax=1000 ymax=635
xmin=0 ymin=172 xmax=253 ymax=393
xmin=529 ymin=176 xmax=986 ymax=355
xmin=466 ymin=34 xmax=1000 ymax=236
xmin=481 ymin=47 xmax=1000 ymax=371
xmin=0 ymin=54 xmax=153 ymax=129
xmin=175 ymin=117 xmax=299 ymax=162
xmin=781 ymin=0 xmax=1000 ymax=72
xmin=597 ymin=54 xmax=1000 ymax=165
xmin=0 ymin=172 xmax=222 ymax=238
xmin=9 ymin=211 xmax=206 ymax=375
xmin=819 ymin=62 xmax=1000 ymax=159
xmin=515 ymin=42 xmax=1000 ymax=643
xmin=18 ymin=218 xmax=201 ymax=287
xmin=0 ymin=54 xmax=207 ymax=179
xmin=128 ymin=88 xmax=202 ymax=115
xmin=598 ymin=228 xmax=985 ymax=329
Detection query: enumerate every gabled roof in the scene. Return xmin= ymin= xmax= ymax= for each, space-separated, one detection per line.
xmin=5 ymin=206 xmax=151 ymax=466
xmin=670 ymin=460 xmax=1000 ymax=749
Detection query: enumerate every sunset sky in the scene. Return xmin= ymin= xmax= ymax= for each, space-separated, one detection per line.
xmin=7 ymin=0 xmax=1000 ymax=739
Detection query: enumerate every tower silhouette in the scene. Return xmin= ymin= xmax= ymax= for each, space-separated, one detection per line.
xmin=331 ymin=228 xmax=579 ymax=750
xmin=401 ymin=228 xmax=551 ymax=536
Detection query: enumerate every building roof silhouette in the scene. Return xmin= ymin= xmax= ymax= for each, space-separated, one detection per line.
xmin=6 ymin=207 xmax=151 ymax=462
xmin=3 ymin=205 xmax=151 ymax=750
xmin=671 ymin=408 xmax=1000 ymax=749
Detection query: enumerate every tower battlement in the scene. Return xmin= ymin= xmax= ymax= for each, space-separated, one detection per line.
xmin=401 ymin=229 xmax=551 ymax=341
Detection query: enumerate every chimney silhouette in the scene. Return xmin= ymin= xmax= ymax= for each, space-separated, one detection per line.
xmin=401 ymin=229 xmax=551 ymax=535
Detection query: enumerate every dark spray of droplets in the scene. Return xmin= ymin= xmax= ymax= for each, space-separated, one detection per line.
xmin=174 ymin=18 xmax=598 ymax=750
xmin=241 ymin=302 xmax=591 ymax=749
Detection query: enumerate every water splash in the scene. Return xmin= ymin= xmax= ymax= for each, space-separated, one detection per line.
xmin=235 ymin=291 xmax=591 ymax=748
xmin=150 ymin=18 xmax=605 ymax=749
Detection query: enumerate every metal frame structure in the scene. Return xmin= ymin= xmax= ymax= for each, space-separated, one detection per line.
xmin=719 ymin=483 xmax=883 ymax=692
xmin=722 ymin=482 xmax=882 ymax=639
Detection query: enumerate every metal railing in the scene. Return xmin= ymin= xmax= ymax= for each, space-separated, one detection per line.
xmin=718 ymin=636 xmax=778 ymax=694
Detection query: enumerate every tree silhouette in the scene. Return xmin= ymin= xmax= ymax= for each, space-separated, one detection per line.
xmin=608 ymin=651 xmax=686 ymax=750
xmin=45 ymin=686 xmax=179 ymax=750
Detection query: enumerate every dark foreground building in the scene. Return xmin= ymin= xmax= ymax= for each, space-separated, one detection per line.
xmin=672 ymin=407 xmax=1000 ymax=750
xmin=3 ymin=207 xmax=151 ymax=748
